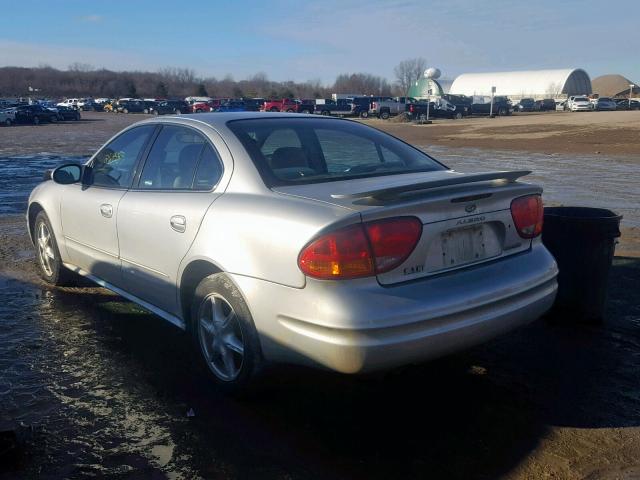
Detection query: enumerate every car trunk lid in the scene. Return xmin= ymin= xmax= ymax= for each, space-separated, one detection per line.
xmin=274 ymin=170 xmax=542 ymax=285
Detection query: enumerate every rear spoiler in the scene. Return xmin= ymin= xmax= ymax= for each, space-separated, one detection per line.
xmin=331 ymin=170 xmax=531 ymax=200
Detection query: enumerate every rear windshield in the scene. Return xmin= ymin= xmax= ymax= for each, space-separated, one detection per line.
xmin=227 ymin=118 xmax=446 ymax=186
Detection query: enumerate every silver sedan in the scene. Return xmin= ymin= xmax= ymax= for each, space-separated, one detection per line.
xmin=27 ymin=112 xmax=558 ymax=390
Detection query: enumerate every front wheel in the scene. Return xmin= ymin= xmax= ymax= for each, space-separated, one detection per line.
xmin=454 ymin=111 xmax=463 ymax=119
xmin=34 ymin=212 xmax=76 ymax=286
xmin=191 ymin=273 xmax=262 ymax=392
xmin=498 ymin=107 xmax=507 ymax=116
xmin=380 ymin=111 xmax=390 ymax=120
xmin=360 ymin=111 xmax=369 ymax=119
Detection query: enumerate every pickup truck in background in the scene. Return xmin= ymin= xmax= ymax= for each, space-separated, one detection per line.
xmin=369 ymin=98 xmax=405 ymax=119
xmin=314 ymin=99 xmax=354 ymax=116
xmin=262 ymin=98 xmax=299 ymax=112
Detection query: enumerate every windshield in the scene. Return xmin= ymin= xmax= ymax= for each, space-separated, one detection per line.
xmin=227 ymin=118 xmax=446 ymax=186
xmin=574 ymin=97 xmax=589 ymax=102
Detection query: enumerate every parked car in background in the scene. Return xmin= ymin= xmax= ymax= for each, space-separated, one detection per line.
xmin=441 ymin=94 xmax=472 ymax=117
xmin=615 ymin=99 xmax=640 ymax=110
xmin=262 ymin=99 xmax=299 ymax=112
xmin=115 ymin=100 xmax=146 ymax=114
xmin=555 ymin=100 xmax=566 ymax=111
xmin=28 ymin=112 xmax=558 ymax=390
xmin=514 ymin=98 xmax=535 ymax=112
xmin=191 ymin=101 xmax=215 ymax=113
xmin=141 ymin=101 xmax=157 ymax=114
xmin=592 ymin=97 xmax=617 ymax=111
xmin=55 ymin=105 xmax=82 ymax=121
xmin=56 ymin=98 xmax=82 ymax=109
xmin=471 ymin=96 xmax=512 ymax=116
xmin=0 ymin=108 xmax=16 ymax=126
xmin=14 ymin=104 xmax=58 ymax=124
xmin=152 ymin=100 xmax=191 ymax=115
xmin=350 ymin=97 xmax=393 ymax=118
xmin=534 ymin=99 xmax=556 ymax=111
xmin=406 ymin=99 xmax=464 ymax=120
xmin=314 ymin=99 xmax=354 ymax=116
xmin=215 ymin=100 xmax=248 ymax=112
xmin=568 ymin=96 xmax=591 ymax=111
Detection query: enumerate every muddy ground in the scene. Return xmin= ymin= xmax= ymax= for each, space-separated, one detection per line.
xmin=1 ymin=111 xmax=640 ymax=479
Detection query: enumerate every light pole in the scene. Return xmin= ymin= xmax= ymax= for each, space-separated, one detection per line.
xmin=489 ymin=86 xmax=496 ymax=117
xmin=630 ymin=84 xmax=635 ymax=109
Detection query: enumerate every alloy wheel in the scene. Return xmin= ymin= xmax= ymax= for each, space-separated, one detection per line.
xmin=37 ymin=221 xmax=55 ymax=277
xmin=198 ymin=294 xmax=245 ymax=381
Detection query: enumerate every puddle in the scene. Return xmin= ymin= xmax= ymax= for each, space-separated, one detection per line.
xmin=0 ymin=154 xmax=88 ymax=216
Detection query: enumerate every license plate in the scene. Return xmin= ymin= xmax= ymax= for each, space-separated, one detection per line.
xmin=441 ymin=225 xmax=486 ymax=268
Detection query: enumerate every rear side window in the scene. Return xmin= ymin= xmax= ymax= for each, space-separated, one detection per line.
xmin=91 ymin=125 xmax=155 ymax=188
xmin=138 ymin=125 xmax=222 ymax=190
xmin=227 ymin=118 xmax=445 ymax=186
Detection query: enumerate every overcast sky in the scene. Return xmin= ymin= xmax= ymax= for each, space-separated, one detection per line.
xmin=1 ymin=0 xmax=637 ymax=84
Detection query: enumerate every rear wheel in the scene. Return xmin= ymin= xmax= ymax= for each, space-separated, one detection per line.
xmin=33 ymin=116 xmax=40 ymax=125
xmin=34 ymin=212 xmax=76 ymax=286
xmin=380 ymin=110 xmax=390 ymax=120
xmin=143 ymin=108 xmax=149 ymax=114
xmin=191 ymin=273 xmax=262 ymax=392
xmin=270 ymin=107 xmax=279 ymax=112
xmin=498 ymin=107 xmax=507 ymax=116
xmin=123 ymin=108 xmax=129 ymax=114
xmin=360 ymin=111 xmax=369 ymax=119
xmin=195 ymin=109 xmax=203 ymax=113
xmin=321 ymin=110 xmax=329 ymax=116
xmin=454 ymin=111 xmax=463 ymax=119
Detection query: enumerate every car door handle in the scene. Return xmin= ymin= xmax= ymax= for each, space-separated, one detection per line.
xmin=99 ymin=204 xmax=113 ymax=218
xmin=170 ymin=215 xmax=186 ymax=233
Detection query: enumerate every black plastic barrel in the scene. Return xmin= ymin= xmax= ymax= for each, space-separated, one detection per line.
xmin=542 ymin=207 xmax=622 ymax=324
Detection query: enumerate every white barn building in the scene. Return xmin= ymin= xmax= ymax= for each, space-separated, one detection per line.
xmin=449 ymin=69 xmax=592 ymax=100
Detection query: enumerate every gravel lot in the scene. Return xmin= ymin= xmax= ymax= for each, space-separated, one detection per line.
xmin=1 ymin=111 xmax=639 ymax=479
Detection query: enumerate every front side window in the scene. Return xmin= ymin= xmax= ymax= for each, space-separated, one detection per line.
xmin=228 ymin=118 xmax=445 ymax=186
xmin=138 ymin=125 xmax=223 ymax=190
xmin=90 ymin=125 xmax=155 ymax=188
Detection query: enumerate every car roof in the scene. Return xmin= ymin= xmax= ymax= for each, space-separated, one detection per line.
xmin=140 ymin=111 xmax=319 ymax=129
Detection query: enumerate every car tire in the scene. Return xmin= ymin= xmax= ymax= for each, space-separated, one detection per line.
xmin=143 ymin=109 xmax=149 ymax=114
xmin=123 ymin=108 xmax=129 ymax=114
xmin=33 ymin=116 xmax=40 ymax=125
xmin=196 ymin=109 xmax=202 ymax=113
xmin=498 ymin=107 xmax=507 ymax=116
xmin=34 ymin=212 xmax=76 ymax=286
xmin=300 ymin=109 xmax=310 ymax=114
xmin=286 ymin=109 xmax=294 ymax=113
xmin=380 ymin=111 xmax=390 ymax=120
xmin=321 ymin=110 xmax=329 ymax=116
xmin=360 ymin=111 xmax=369 ymax=119
xmin=269 ymin=107 xmax=279 ymax=112
xmin=50 ymin=115 xmax=57 ymax=123
xmin=455 ymin=112 xmax=463 ymax=119
xmin=4 ymin=119 xmax=11 ymax=126
xmin=175 ymin=109 xmax=182 ymax=115
xmin=191 ymin=273 xmax=262 ymax=392
xmin=153 ymin=110 xmax=159 ymax=116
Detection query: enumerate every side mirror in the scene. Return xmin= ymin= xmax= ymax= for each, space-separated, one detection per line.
xmin=52 ymin=163 xmax=82 ymax=185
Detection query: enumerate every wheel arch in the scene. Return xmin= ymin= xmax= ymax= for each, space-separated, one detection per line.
xmin=179 ymin=259 xmax=224 ymax=327
xmin=27 ymin=202 xmax=45 ymax=245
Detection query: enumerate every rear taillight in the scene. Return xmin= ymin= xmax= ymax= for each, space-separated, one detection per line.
xmin=409 ymin=104 xmax=415 ymax=113
xmin=298 ymin=217 xmax=422 ymax=280
xmin=510 ymin=195 xmax=543 ymax=238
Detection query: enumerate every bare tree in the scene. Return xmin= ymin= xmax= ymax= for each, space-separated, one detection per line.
xmin=394 ymin=57 xmax=428 ymax=101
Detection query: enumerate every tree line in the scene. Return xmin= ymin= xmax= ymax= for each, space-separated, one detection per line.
xmin=0 ymin=58 xmax=428 ymax=100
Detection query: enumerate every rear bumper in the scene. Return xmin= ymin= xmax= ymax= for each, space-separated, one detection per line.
xmin=232 ymin=243 xmax=558 ymax=373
